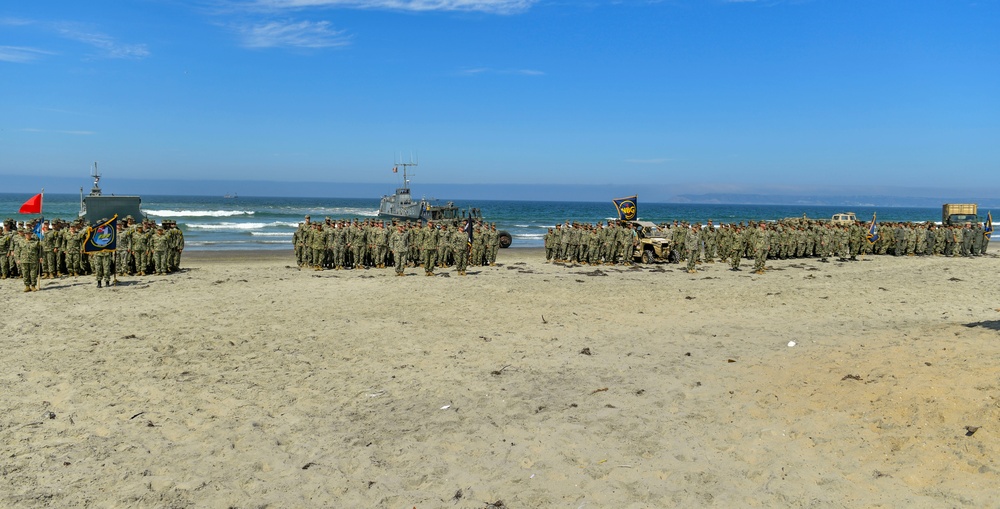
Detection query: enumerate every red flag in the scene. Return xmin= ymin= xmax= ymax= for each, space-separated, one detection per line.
xmin=19 ymin=193 xmax=43 ymax=214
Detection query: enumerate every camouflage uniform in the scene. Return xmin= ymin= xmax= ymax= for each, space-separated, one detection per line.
xmin=167 ymin=222 xmax=184 ymax=271
xmin=390 ymin=225 xmax=408 ymax=275
xmin=488 ymin=225 xmax=501 ymax=265
xmin=152 ymin=228 xmax=170 ymax=275
xmin=453 ymin=227 xmax=469 ymax=275
xmin=544 ymin=228 xmax=556 ymax=261
xmin=684 ymin=225 xmax=700 ymax=273
xmin=115 ymin=223 xmax=131 ymax=275
xmin=728 ymin=227 xmax=744 ymax=271
xmin=132 ymin=226 xmax=151 ymax=275
xmin=422 ymin=222 xmax=438 ymax=275
xmin=64 ymin=227 xmax=84 ymax=276
xmin=0 ymin=226 xmax=12 ymax=279
xmin=375 ymin=223 xmax=389 ymax=268
xmin=91 ymin=251 xmax=113 ymax=287
xmin=752 ymin=224 xmax=769 ymax=274
xmin=702 ymin=222 xmax=716 ymax=262
xmin=40 ymin=223 xmax=60 ymax=278
xmin=19 ymin=232 xmax=43 ymax=291
xmin=472 ymin=227 xmax=486 ymax=266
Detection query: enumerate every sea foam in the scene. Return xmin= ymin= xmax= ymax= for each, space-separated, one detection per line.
xmin=146 ymin=209 xmax=254 ymax=218
xmin=185 ymin=221 xmax=299 ymax=230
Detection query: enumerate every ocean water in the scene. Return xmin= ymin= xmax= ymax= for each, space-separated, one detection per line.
xmin=2 ymin=193 xmax=994 ymax=251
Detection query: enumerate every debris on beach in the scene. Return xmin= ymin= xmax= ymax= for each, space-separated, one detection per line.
xmin=491 ymin=365 xmax=511 ymax=376
xmin=579 ymin=347 xmax=592 ymax=355
xmin=965 ymin=425 xmax=980 ymax=436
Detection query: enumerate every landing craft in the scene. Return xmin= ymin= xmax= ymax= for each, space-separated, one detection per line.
xmin=78 ymin=162 xmax=146 ymax=224
xmin=377 ymin=161 xmax=512 ymax=247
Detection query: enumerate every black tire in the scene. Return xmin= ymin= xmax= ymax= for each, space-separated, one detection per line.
xmin=498 ymin=231 xmax=513 ymax=248
xmin=641 ymin=249 xmax=655 ymax=264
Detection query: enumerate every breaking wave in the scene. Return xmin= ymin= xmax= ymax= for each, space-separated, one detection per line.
xmin=146 ymin=209 xmax=255 ymax=218
xmin=185 ymin=221 xmax=299 ymax=230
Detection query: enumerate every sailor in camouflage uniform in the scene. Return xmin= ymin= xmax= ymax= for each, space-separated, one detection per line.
xmin=64 ymin=224 xmax=84 ymax=277
xmin=19 ymin=229 xmax=44 ymax=291
xmin=0 ymin=222 xmax=12 ymax=279
xmin=390 ymin=223 xmax=408 ymax=276
xmin=728 ymin=225 xmax=744 ymax=271
xmin=684 ymin=224 xmax=700 ymax=274
xmin=752 ymin=222 xmax=769 ymax=274
xmin=453 ymin=224 xmax=470 ymax=275
xmin=422 ymin=221 xmax=438 ymax=276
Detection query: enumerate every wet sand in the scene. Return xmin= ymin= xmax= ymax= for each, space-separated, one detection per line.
xmin=2 ymin=247 xmax=999 ymax=507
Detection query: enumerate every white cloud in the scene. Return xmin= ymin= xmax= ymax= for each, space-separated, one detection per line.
xmin=0 ymin=17 xmax=35 ymax=27
xmin=245 ymin=0 xmax=537 ymax=14
xmin=0 ymin=45 xmax=54 ymax=63
xmin=53 ymin=23 xmax=151 ymax=59
xmin=459 ymin=67 xmax=544 ymax=76
xmin=20 ymin=128 xmax=96 ymax=135
xmin=235 ymin=19 xmax=352 ymax=48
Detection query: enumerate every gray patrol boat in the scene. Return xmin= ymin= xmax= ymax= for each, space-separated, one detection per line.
xmin=78 ymin=163 xmax=145 ymax=224
xmin=377 ymin=162 xmax=512 ymax=247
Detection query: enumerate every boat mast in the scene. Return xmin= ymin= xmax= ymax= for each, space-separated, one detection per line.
xmin=90 ymin=161 xmax=102 ymax=196
xmin=396 ymin=164 xmax=417 ymax=191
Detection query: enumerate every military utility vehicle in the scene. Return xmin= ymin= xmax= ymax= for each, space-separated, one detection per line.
xmin=942 ymin=204 xmax=978 ymax=226
xmin=629 ymin=221 xmax=676 ymax=263
xmin=781 ymin=212 xmax=858 ymax=226
xmin=830 ymin=212 xmax=858 ymax=225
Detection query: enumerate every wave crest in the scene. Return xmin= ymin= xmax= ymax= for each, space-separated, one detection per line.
xmin=186 ymin=221 xmax=299 ymax=230
xmin=146 ymin=209 xmax=255 ymax=218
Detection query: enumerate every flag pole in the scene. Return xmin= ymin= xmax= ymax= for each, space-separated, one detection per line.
xmin=37 ymin=189 xmax=44 ymax=290
xmin=39 ymin=187 xmax=44 ymax=291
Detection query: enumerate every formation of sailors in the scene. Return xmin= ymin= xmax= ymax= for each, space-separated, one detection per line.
xmin=542 ymin=220 xmax=640 ymax=266
xmin=294 ymin=215 xmax=502 ymax=276
xmin=544 ymin=218 xmax=992 ymax=275
xmin=1 ymin=216 xmax=185 ymax=292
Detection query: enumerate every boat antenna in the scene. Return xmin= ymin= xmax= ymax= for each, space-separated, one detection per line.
xmin=90 ymin=161 xmax=102 ymax=196
xmin=394 ymin=154 xmax=418 ymax=190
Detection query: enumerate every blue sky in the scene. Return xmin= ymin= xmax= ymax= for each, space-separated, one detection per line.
xmin=2 ymin=0 xmax=998 ymax=199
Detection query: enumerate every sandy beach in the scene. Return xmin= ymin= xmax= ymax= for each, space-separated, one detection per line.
xmin=2 ymin=247 xmax=1000 ymax=507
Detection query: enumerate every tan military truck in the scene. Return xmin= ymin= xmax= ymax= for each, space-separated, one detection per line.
xmin=628 ymin=221 xmax=676 ymax=263
xmin=830 ymin=212 xmax=858 ymax=225
xmin=782 ymin=212 xmax=857 ymax=225
xmin=942 ymin=203 xmax=978 ymax=226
